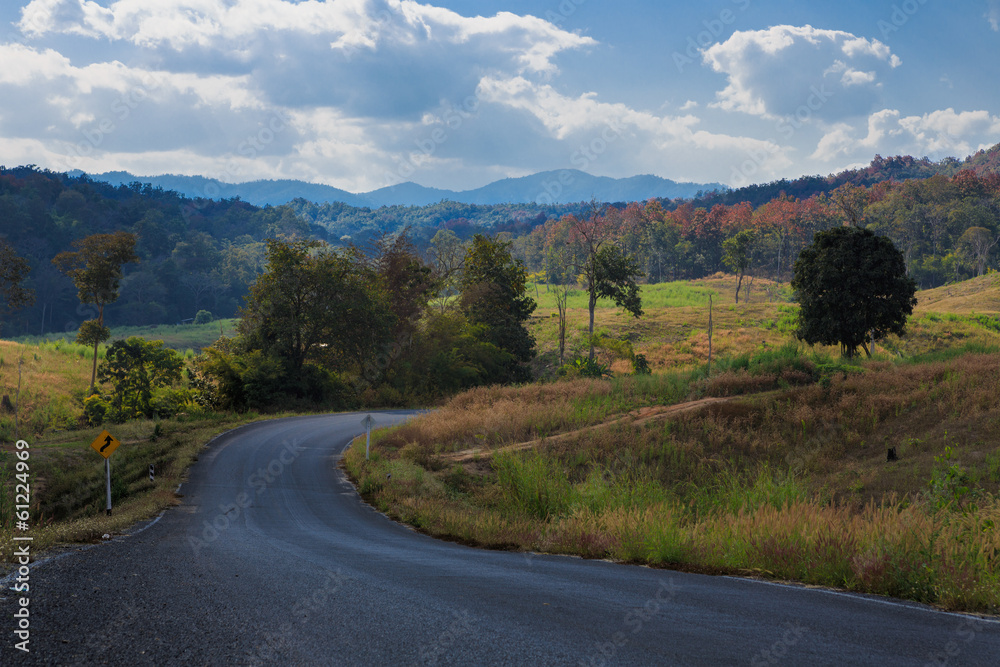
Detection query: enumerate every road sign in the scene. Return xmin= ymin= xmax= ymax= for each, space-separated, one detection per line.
xmin=90 ymin=430 xmax=121 ymax=459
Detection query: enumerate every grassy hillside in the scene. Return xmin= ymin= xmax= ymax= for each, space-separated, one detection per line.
xmin=345 ymin=274 xmax=1000 ymax=613
xmin=528 ymin=274 xmax=1000 ymax=376
xmin=913 ymin=273 xmax=1000 ymax=314
xmin=3 ymin=273 xmax=999 ymax=603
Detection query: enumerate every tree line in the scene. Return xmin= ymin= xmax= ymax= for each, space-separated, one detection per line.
xmin=513 ymin=170 xmax=1000 ymax=294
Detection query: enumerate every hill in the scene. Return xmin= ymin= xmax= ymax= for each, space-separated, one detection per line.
xmin=685 ymin=143 xmax=1000 ymax=209
xmin=913 ymin=274 xmax=1000 ymax=314
xmin=72 ymin=169 xmax=722 ymax=207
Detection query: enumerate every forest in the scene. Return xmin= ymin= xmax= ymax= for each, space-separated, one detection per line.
xmin=1 ymin=143 xmax=999 ymax=340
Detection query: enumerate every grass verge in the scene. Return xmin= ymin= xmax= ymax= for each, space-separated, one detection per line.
xmin=0 ymin=411 xmax=277 ymax=561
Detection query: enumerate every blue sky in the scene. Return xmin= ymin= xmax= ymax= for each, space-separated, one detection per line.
xmin=1 ymin=0 xmax=998 ymax=195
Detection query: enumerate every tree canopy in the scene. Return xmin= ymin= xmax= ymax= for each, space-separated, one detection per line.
xmin=52 ymin=231 xmax=138 ymax=391
xmin=792 ymin=226 xmax=917 ymax=358
xmin=0 ymin=239 xmax=34 ymax=330
xmin=460 ymin=234 xmax=536 ymax=383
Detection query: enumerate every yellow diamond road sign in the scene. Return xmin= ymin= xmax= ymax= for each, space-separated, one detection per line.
xmin=90 ymin=430 xmax=121 ymax=459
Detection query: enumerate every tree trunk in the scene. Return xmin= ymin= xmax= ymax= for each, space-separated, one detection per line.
xmin=89 ymin=304 xmax=104 ymax=395
xmin=588 ymin=287 xmax=597 ymax=362
xmin=556 ymin=286 xmax=568 ymax=364
xmin=707 ymin=295 xmax=713 ymax=376
xmin=734 ymin=273 xmax=743 ymax=304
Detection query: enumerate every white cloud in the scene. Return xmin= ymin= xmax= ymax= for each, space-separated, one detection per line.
xmin=475 ymin=75 xmax=791 ymax=187
xmin=17 ymin=0 xmax=595 ymax=122
xmin=988 ymin=0 xmax=1000 ymax=31
xmin=702 ymin=25 xmax=900 ymax=122
xmin=812 ymin=108 xmax=1000 ymax=163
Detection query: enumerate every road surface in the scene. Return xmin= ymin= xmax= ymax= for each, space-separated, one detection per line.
xmin=3 ymin=412 xmax=998 ymax=665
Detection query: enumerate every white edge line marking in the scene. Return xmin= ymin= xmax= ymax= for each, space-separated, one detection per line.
xmin=722 ymin=576 xmax=1000 ymax=624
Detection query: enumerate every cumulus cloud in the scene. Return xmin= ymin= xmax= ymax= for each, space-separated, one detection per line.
xmin=2 ymin=0 xmax=610 ymax=190
xmin=475 ymin=75 xmax=791 ymax=187
xmin=988 ymin=0 xmax=1000 ymax=31
xmin=703 ymin=25 xmax=900 ymax=122
xmin=16 ymin=0 xmax=596 ymax=122
xmin=812 ymin=108 xmax=1000 ymax=163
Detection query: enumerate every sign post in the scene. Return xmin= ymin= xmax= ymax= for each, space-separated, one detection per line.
xmin=90 ymin=430 xmax=122 ymax=516
xmin=361 ymin=414 xmax=375 ymax=460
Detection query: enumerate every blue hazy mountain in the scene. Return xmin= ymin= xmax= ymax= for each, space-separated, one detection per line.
xmin=74 ymin=170 xmax=723 ymax=207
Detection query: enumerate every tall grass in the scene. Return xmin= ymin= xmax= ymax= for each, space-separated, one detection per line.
xmin=346 ymin=350 xmax=1000 ymax=612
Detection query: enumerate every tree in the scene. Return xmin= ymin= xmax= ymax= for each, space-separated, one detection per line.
xmin=0 ymin=239 xmax=35 ymax=332
xmin=827 ymin=182 xmax=870 ymax=227
xmin=722 ymin=228 xmax=757 ymax=303
xmin=460 ymin=234 xmax=536 ymax=383
xmin=792 ymin=227 xmax=916 ymax=358
xmin=427 ymin=229 xmax=466 ymax=313
xmin=52 ymin=232 xmax=139 ymax=392
xmin=542 ymin=216 xmax=576 ymax=364
xmin=367 ymin=229 xmax=435 ymax=341
xmin=957 ymin=226 xmax=999 ymax=276
xmin=237 ymin=238 xmax=393 ymax=374
xmin=568 ymin=205 xmax=644 ymax=361
xmin=97 ymin=337 xmax=183 ymax=422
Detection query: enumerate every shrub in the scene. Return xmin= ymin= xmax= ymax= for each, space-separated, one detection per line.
xmin=194 ymin=310 xmax=214 ymax=325
xmin=82 ymin=394 xmax=109 ymax=426
xmin=560 ymin=356 xmax=612 ymax=379
xmin=632 ymin=353 xmax=652 ymax=375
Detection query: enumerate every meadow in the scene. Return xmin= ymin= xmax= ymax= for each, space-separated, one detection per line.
xmin=344 ymin=274 xmax=1000 ymax=613
xmin=3 ymin=273 xmax=1000 ymax=613
xmin=13 ymin=318 xmax=239 ymax=353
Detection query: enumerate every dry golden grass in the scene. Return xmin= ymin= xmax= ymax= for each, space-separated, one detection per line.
xmin=382 ymin=379 xmax=617 ymax=454
xmin=346 ymin=344 xmax=1000 ymax=612
xmin=915 ymin=274 xmax=1000 ymax=314
xmin=0 ymin=340 xmax=93 ymax=437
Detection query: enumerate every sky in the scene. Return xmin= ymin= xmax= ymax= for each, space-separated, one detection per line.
xmin=1 ymin=0 xmax=999 ymax=197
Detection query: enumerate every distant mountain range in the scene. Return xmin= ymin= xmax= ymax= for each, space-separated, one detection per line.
xmin=70 ymin=170 xmax=723 ymax=208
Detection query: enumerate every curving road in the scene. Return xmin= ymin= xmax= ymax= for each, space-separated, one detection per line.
xmin=3 ymin=412 xmax=999 ymax=665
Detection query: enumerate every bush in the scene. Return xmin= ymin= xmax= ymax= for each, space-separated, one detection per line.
xmin=194 ymin=310 xmax=214 ymax=324
xmin=632 ymin=353 xmax=652 ymax=375
xmin=82 ymin=394 xmax=109 ymax=426
xmin=559 ymin=356 xmax=612 ymax=379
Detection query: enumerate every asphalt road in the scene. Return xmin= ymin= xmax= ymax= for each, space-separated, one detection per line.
xmin=3 ymin=411 xmax=999 ymax=665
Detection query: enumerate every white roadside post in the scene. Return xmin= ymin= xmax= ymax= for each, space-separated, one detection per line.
xmin=105 ymin=458 xmax=112 ymax=516
xmin=362 ymin=414 xmax=375 ymax=460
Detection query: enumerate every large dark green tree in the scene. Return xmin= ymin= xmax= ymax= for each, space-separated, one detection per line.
xmin=237 ymin=238 xmax=394 ymax=373
xmin=460 ymin=234 xmax=536 ymax=383
xmin=792 ymin=226 xmax=916 ymax=358
xmin=52 ymin=231 xmax=139 ymax=392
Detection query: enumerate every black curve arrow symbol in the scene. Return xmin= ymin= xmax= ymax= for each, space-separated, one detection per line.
xmin=101 ymin=435 xmax=114 ymax=452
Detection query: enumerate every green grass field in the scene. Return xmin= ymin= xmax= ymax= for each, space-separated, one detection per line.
xmin=13 ymin=318 xmax=238 ymax=352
